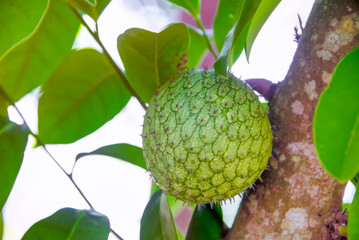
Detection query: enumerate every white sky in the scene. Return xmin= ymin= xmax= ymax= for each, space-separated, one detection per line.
xmin=3 ymin=0 xmax=355 ymax=239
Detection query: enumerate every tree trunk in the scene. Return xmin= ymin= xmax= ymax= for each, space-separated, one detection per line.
xmin=230 ymin=0 xmax=359 ymax=239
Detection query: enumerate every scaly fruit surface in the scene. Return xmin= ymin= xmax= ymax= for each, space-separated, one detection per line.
xmin=142 ymin=69 xmax=272 ymax=204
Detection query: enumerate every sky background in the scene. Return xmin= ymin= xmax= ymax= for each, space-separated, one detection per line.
xmin=2 ymin=0 xmax=355 ymax=239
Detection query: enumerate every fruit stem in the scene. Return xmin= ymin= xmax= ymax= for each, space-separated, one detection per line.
xmin=194 ymin=15 xmax=218 ymax=60
xmin=70 ymin=6 xmax=147 ymax=110
xmin=0 ymin=86 xmax=124 ymax=240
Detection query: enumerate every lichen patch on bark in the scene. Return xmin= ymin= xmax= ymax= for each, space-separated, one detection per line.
xmin=304 ymin=80 xmax=318 ymax=100
xmin=291 ymin=100 xmax=304 ymax=115
xmin=281 ymin=208 xmax=309 ymax=234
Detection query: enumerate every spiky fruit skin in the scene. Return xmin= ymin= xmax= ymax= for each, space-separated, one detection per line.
xmin=142 ymin=69 xmax=272 ymax=204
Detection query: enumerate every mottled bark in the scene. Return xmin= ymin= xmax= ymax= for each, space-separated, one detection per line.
xmin=230 ymin=0 xmax=359 ymax=239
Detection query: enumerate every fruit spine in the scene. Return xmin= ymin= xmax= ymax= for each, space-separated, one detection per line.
xmin=142 ymin=69 xmax=272 ymax=204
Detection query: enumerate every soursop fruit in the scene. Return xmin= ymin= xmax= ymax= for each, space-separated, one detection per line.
xmin=142 ymin=69 xmax=272 ymax=204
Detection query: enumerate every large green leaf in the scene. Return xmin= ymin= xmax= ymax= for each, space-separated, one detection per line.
xmin=117 ymin=23 xmax=189 ymax=103
xmin=213 ymin=0 xmax=244 ymax=52
xmin=0 ymin=118 xmax=28 ymax=210
xmin=214 ymin=0 xmax=261 ymax=76
xmin=22 ymin=208 xmax=110 ymax=240
xmin=245 ymin=0 xmax=281 ymax=60
xmin=313 ymin=47 xmax=359 ymax=183
xmin=0 ymin=0 xmax=48 ymax=57
xmin=140 ymin=190 xmax=177 ymax=240
xmin=349 ymin=189 xmax=359 ymax=239
xmin=186 ymin=204 xmax=223 ymax=240
xmin=0 ymin=0 xmax=79 ymax=102
xmin=65 ymin=0 xmax=111 ymax=20
xmin=188 ymin=28 xmax=207 ymax=69
xmin=167 ymin=0 xmax=200 ymax=17
xmin=38 ymin=49 xmax=130 ymax=144
xmin=76 ymin=143 xmax=146 ymax=170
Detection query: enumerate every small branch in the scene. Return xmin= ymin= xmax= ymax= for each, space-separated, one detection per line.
xmin=0 ymin=86 xmax=124 ymax=240
xmin=194 ymin=15 xmax=218 ymax=60
xmin=70 ymin=6 xmax=147 ymax=110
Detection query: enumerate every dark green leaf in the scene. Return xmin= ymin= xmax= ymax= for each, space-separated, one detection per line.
xmin=0 ymin=119 xmax=28 ymax=209
xmin=214 ymin=0 xmax=261 ymax=76
xmin=245 ymin=0 xmax=281 ymax=60
xmin=313 ymin=47 xmax=359 ymax=183
xmin=167 ymin=0 xmax=200 ymax=17
xmin=213 ymin=0 xmax=244 ymax=52
xmin=22 ymin=208 xmax=110 ymax=240
xmin=76 ymin=143 xmax=145 ymax=170
xmin=186 ymin=204 xmax=223 ymax=240
xmin=0 ymin=0 xmax=79 ymax=102
xmin=118 ymin=23 xmax=189 ymax=103
xmin=0 ymin=0 xmax=48 ymax=57
xmin=349 ymin=190 xmax=359 ymax=239
xmin=188 ymin=28 xmax=207 ymax=69
xmin=66 ymin=0 xmax=111 ymax=20
xmin=140 ymin=190 xmax=177 ymax=240
xmin=38 ymin=49 xmax=130 ymax=144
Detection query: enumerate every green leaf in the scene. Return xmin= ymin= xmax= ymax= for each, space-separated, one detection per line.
xmin=213 ymin=0 xmax=244 ymax=52
xmin=313 ymin=47 xmax=359 ymax=183
xmin=188 ymin=28 xmax=207 ymax=69
xmin=0 ymin=0 xmax=79 ymax=102
xmin=22 ymin=208 xmax=110 ymax=240
xmin=245 ymin=0 xmax=281 ymax=60
xmin=186 ymin=204 xmax=223 ymax=240
xmin=117 ymin=23 xmax=189 ymax=103
xmin=0 ymin=212 xmax=3 ymax=239
xmin=0 ymin=94 xmax=8 ymax=117
xmin=140 ymin=190 xmax=178 ymax=240
xmin=95 ymin=0 xmax=111 ymax=18
xmin=65 ymin=0 xmax=111 ymax=20
xmin=38 ymin=49 xmax=130 ymax=144
xmin=0 ymin=0 xmax=48 ymax=57
xmin=66 ymin=0 xmax=97 ymax=20
xmin=0 ymin=119 xmax=28 ymax=210
xmin=214 ymin=0 xmax=261 ymax=76
xmin=351 ymin=173 xmax=359 ymax=188
xmin=76 ymin=143 xmax=145 ymax=170
xmin=167 ymin=0 xmax=200 ymax=17
xmin=342 ymin=203 xmax=351 ymax=213
xmin=349 ymin=190 xmax=359 ymax=239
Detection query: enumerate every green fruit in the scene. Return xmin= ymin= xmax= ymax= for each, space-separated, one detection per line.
xmin=142 ymin=69 xmax=272 ymax=204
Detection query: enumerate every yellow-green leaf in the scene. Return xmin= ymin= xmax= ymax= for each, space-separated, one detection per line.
xmin=38 ymin=49 xmax=130 ymax=144
xmin=117 ymin=23 xmax=189 ymax=103
xmin=0 ymin=0 xmax=48 ymax=57
xmin=0 ymin=0 xmax=79 ymax=102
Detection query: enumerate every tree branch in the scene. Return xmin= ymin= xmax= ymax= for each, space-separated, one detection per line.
xmin=69 ymin=6 xmax=147 ymax=110
xmin=230 ymin=0 xmax=359 ymax=238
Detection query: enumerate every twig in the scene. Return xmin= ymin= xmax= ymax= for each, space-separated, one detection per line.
xmin=0 ymin=86 xmax=124 ymax=240
xmin=194 ymin=15 xmax=218 ymax=59
xmin=70 ymin=6 xmax=147 ymax=110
